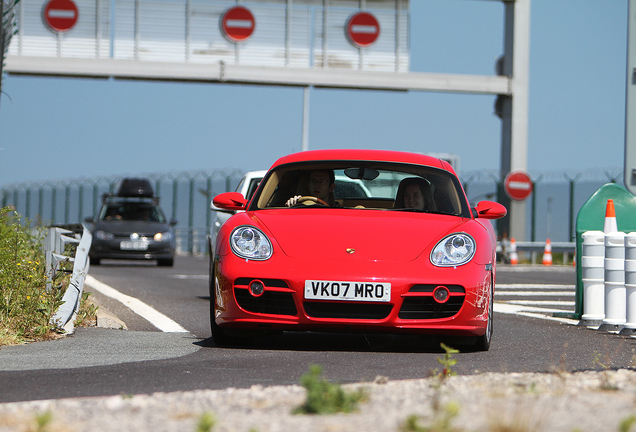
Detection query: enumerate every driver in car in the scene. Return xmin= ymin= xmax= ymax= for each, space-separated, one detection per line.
xmin=286 ymin=170 xmax=336 ymax=207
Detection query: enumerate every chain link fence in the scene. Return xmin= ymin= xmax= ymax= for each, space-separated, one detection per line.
xmin=0 ymin=167 xmax=625 ymax=254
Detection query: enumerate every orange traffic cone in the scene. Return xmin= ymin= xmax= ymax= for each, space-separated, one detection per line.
xmin=542 ymin=239 xmax=553 ymax=266
xmin=509 ymin=238 xmax=519 ymax=265
xmin=604 ymin=199 xmax=618 ymax=233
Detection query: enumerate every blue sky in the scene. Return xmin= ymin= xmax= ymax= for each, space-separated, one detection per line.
xmin=0 ymin=0 xmax=628 ymax=186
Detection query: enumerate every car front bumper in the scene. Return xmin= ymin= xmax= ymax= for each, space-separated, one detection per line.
xmin=90 ymin=239 xmax=174 ymax=260
xmin=212 ymin=253 xmax=493 ymax=338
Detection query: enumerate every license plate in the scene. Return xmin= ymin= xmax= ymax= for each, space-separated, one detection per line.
xmin=304 ymin=280 xmax=391 ymax=302
xmin=120 ymin=241 xmax=149 ymax=251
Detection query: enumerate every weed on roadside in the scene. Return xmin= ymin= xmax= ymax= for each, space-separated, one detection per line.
xmin=433 ymin=343 xmax=459 ymax=381
xmin=400 ymin=401 xmax=461 ymax=432
xmin=0 ymin=207 xmax=69 ymax=346
xmin=592 ymin=350 xmax=619 ymax=391
xmin=195 ymin=412 xmax=216 ymax=432
xmin=619 ymin=415 xmax=636 ymax=432
xmin=33 ymin=411 xmax=53 ymax=432
xmin=75 ymin=292 xmax=99 ymax=327
xmin=292 ymin=364 xmax=368 ymax=415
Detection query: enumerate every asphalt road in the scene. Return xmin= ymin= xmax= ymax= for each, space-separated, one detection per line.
xmin=0 ymin=257 xmax=634 ymax=403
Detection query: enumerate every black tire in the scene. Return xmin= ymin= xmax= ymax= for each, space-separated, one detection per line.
xmin=209 ymin=259 xmax=237 ymax=346
xmin=157 ymin=258 xmax=174 ymax=267
xmin=474 ymin=279 xmax=494 ymax=351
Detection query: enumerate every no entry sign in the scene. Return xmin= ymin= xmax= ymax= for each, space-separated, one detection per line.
xmin=221 ymin=6 xmax=255 ymax=43
xmin=43 ymin=0 xmax=79 ymax=33
xmin=504 ymin=170 xmax=533 ymax=201
xmin=346 ymin=12 xmax=380 ymax=47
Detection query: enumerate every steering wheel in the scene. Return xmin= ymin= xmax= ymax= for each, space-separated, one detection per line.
xmin=297 ymin=196 xmax=329 ymax=206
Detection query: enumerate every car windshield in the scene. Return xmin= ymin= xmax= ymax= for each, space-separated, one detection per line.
xmin=250 ymin=162 xmax=470 ymax=217
xmin=98 ymin=201 xmax=166 ymax=223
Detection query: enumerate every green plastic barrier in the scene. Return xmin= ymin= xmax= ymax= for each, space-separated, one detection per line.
xmin=556 ymin=183 xmax=636 ymax=320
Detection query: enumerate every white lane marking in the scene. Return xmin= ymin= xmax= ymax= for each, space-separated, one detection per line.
xmin=494 ymin=303 xmax=579 ymax=325
xmin=496 ymin=291 xmax=574 ymax=297
xmin=85 ymin=275 xmax=189 ymax=333
xmin=506 ymin=300 xmax=575 ymax=306
xmin=170 ymin=274 xmax=208 ymax=280
xmin=497 ymin=284 xmax=574 ymax=290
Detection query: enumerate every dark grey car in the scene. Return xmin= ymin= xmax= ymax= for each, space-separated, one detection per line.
xmin=86 ymin=181 xmax=176 ymax=266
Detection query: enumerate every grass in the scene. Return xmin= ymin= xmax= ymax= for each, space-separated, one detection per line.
xmin=0 ymin=207 xmax=91 ymax=346
xmin=292 ymin=364 xmax=368 ymax=415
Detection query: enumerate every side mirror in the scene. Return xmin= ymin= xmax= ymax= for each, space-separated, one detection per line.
xmin=84 ymin=217 xmax=94 ymax=224
xmin=170 ymin=218 xmax=178 ymax=226
xmin=213 ymin=192 xmax=248 ymax=211
xmin=210 ymin=201 xmax=235 ymax=214
xmin=473 ymin=201 xmax=507 ymax=220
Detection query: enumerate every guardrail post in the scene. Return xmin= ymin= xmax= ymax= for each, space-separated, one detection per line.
xmin=50 ymin=226 xmax=92 ymax=334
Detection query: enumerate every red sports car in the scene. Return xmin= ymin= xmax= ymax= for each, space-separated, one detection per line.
xmin=210 ymin=149 xmax=506 ymax=350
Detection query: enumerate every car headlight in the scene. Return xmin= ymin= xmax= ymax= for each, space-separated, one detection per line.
xmin=230 ymin=226 xmax=272 ymax=260
xmin=94 ymin=230 xmax=114 ymax=241
xmin=154 ymin=232 xmax=173 ymax=242
xmin=431 ymin=233 xmax=476 ymax=267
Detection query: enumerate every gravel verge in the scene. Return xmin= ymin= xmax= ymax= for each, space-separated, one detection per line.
xmin=1 ymin=369 xmax=636 ymax=432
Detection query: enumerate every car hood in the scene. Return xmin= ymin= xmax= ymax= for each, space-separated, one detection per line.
xmin=252 ymin=210 xmax=470 ymax=262
xmin=93 ymin=220 xmax=170 ymax=236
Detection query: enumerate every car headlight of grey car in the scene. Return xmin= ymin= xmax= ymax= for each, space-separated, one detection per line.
xmin=154 ymin=232 xmax=173 ymax=242
xmin=230 ymin=226 xmax=272 ymax=260
xmin=430 ymin=233 xmax=476 ymax=267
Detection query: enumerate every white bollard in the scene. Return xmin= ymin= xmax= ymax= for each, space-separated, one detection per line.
xmin=599 ymin=231 xmax=626 ymax=331
xmin=579 ymin=231 xmax=605 ymax=326
xmin=620 ymin=233 xmax=636 ymax=335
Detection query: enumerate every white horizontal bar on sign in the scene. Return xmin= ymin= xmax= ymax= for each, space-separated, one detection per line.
xmin=48 ymin=10 xmax=76 ymax=18
xmin=351 ymin=25 xmax=378 ymax=34
xmin=226 ymin=19 xmax=253 ymax=29
xmin=507 ymin=181 xmax=532 ymax=190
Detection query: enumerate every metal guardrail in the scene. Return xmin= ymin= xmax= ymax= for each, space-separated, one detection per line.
xmin=45 ymin=224 xmax=93 ymax=333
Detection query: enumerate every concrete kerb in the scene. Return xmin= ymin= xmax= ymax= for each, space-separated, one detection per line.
xmin=88 ymin=296 xmax=128 ymax=330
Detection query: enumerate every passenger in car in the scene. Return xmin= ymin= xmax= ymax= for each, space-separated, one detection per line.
xmin=286 ymin=169 xmax=337 ymax=206
xmin=394 ymin=177 xmax=437 ymax=212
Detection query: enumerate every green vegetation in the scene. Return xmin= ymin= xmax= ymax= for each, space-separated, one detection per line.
xmin=401 ymin=401 xmax=461 ymax=432
xmin=292 ymin=364 xmax=368 ymax=415
xmin=619 ymin=415 xmax=636 ymax=432
xmin=34 ymin=411 xmax=53 ymax=432
xmin=434 ymin=343 xmax=459 ymax=380
xmin=0 ymin=207 xmax=92 ymax=346
xmin=195 ymin=412 xmax=216 ymax=432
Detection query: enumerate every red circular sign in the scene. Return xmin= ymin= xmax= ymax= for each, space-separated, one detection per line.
xmin=221 ymin=6 xmax=255 ymax=43
xmin=346 ymin=12 xmax=380 ymax=47
xmin=43 ymin=0 xmax=79 ymax=33
xmin=504 ymin=171 xmax=533 ymax=201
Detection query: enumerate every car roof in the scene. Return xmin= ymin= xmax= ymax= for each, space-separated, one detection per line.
xmin=270 ymin=149 xmax=455 ymax=174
